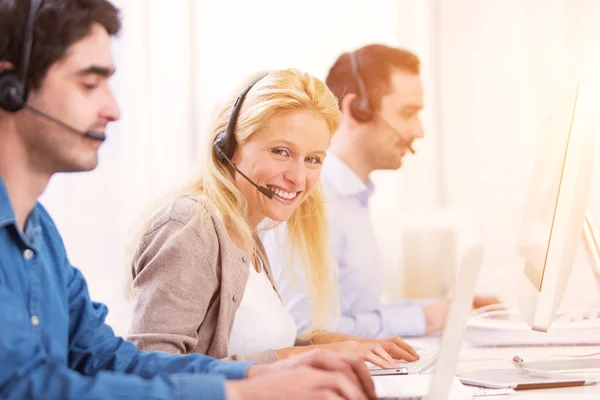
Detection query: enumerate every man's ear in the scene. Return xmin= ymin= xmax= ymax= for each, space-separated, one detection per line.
xmin=0 ymin=61 xmax=15 ymax=74
xmin=340 ymin=93 xmax=360 ymax=123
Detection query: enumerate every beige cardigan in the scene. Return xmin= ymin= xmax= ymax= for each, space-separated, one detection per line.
xmin=127 ymin=196 xmax=310 ymax=363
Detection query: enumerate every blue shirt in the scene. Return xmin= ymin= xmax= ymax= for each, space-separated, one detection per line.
xmin=261 ymin=153 xmax=430 ymax=338
xmin=0 ymin=176 xmax=251 ymax=400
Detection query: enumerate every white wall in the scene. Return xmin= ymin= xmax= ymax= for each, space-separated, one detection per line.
xmin=40 ymin=0 xmax=409 ymax=336
xmin=432 ymin=0 xmax=600 ymax=310
xmin=40 ymin=0 xmax=600 ymax=337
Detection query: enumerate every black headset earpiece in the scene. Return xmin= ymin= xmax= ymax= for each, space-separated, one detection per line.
xmin=213 ymin=75 xmax=266 ymax=162
xmin=348 ymin=50 xmax=374 ymax=122
xmin=213 ymin=131 xmax=233 ymax=163
xmin=0 ymin=70 xmax=26 ymax=112
xmin=0 ymin=0 xmax=43 ymax=113
xmin=212 ymin=74 xmax=275 ymax=199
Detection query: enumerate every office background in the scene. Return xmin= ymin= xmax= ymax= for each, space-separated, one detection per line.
xmin=39 ymin=0 xmax=600 ymax=336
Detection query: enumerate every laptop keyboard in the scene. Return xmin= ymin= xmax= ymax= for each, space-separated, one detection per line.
xmin=400 ymin=348 xmax=439 ymax=374
xmin=369 ymin=347 xmax=439 ymax=374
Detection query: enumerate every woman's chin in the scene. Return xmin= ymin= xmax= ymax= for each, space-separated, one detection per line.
xmin=263 ymin=208 xmax=295 ymax=223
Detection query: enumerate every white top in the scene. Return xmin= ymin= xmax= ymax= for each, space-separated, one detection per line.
xmin=228 ymin=256 xmax=297 ymax=356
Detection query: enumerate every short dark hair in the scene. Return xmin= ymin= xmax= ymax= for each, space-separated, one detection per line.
xmin=0 ymin=0 xmax=121 ymax=90
xmin=325 ymin=44 xmax=420 ymax=112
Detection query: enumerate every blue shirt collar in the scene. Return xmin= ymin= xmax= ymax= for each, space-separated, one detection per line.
xmin=0 ymin=175 xmax=16 ymax=228
xmin=0 ymin=175 xmax=43 ymax=249
xmin=322 ymin=152 xmax=375 ymax=205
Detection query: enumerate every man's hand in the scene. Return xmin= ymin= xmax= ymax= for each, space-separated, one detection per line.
xmin=422 ymin=299 xmax=449 ymax=334
xmin=231 ymin=350 xmax=376 ymax=400
xmin=472 ymin=294 xmax=502 ymax=310
xmin=424 ymin=294 xmax=503 ymax=333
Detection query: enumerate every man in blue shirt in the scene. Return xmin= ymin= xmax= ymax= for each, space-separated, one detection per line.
xmin=0 ymin=1 xmax=376 ymax=399
xmin=262 ymin=44 xmax=499 ymax=339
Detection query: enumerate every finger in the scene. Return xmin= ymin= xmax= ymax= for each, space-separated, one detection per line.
xmin=303 ymin=351 xmax=363 ymax=389
xmin=337 ymin=355 xmax=377 ymax=399
xmin=391 ymin=337 xmax=419 ymax=359
xmin=381 ymin=340 xmax=418 ymax=361
xmin=315 ymin=370 xmax=368 ymax=400
xmin=363 ymin=348 xmax=395 ymax=369
xmin=314 ymin=391 xmax=345 ymax=400
xmin=372 ymin=343 xmax=396 ymax=367
xmin=382 ymin=342 xmax=418 ymax=362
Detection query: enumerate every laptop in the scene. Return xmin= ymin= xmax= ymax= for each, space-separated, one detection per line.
xmin=374 ymin=245 xmax=485 ymax=400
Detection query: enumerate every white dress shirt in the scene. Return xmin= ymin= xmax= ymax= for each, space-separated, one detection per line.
xmin=261 ymin=152 xmax=430 ymax=337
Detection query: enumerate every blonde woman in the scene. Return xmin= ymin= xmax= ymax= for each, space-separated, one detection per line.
xmin=125 ymin=69 xmax=418 ymax=367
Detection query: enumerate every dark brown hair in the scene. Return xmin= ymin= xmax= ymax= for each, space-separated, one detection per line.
xmin=326 ymin=44 xmax=420 ymax=112
xmin=0 ymin=0 xmax=121 ymax=90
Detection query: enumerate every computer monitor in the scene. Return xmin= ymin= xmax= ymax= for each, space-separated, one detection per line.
xmin=518 ymin=84 xmax=597 ymax=333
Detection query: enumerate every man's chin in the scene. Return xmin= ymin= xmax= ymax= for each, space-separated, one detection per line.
xmin=381 ymin=159 xmax=403 ymax=171
xmin=57 ymin=158 xmax=99 ymax=174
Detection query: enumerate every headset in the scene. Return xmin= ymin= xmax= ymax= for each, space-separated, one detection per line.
xmin=213 ymin=75 xmax=275 ymax=199
xmin=0 ymin=0 xmax=106 ymax=141
xmin=0 ymin=0 xmax=43 ymax=112
xmin=348 ymin=50 xmax=415 ymax=153
xmin=348 ymin=50 xmax=375 ymax=122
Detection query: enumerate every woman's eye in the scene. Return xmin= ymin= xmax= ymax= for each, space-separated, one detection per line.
xmin=306 ymin=156 xmax=322 ymax=165
xmin=272 ymin=148 xmax=290 ymax=158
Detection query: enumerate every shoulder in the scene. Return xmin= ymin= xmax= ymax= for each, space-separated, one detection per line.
xmin=35 ymin=201 xmax=60 ymax=235
xmin=145 ymin=195 xmax=218 ymax=241
xmin=132 ymin=196 xmax=227 ymax=281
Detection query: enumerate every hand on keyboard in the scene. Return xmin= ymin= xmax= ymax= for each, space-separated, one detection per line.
xmin=368 ymin=347 xmax=439 ymax=374
xmin=356 ymin=336 xmax=420 ymax=362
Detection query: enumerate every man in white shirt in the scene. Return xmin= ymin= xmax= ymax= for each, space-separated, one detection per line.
xmin=261 ymin=44 xmax=498 ymax=338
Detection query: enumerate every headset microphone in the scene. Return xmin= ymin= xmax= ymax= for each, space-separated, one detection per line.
xmin=0 ymin=0 xmax=106 ymax=142
xmin=377 ymin=115 xmax=415 ymax=154
xmin=214 ymin=139 xmax=275 ymax=199
xmin=25 ymin=104 xmax=107 ymax=142
xmin=213 ymin=75 xmax=275 ymax=200
xmin=348 ymin=50 xmax=416 ymax=155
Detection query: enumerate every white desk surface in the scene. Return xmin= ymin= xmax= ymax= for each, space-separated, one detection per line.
xmin=412 ymin=337 xmax=600 ymax=398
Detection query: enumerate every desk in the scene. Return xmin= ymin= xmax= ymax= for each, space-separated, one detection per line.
xmin=411 ymin=337 xmax=600 ymax=398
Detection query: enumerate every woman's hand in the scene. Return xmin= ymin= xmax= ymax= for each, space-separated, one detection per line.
xmin=311 ymin=332 xmax=419 ymax=362
xmin=313 ymin=340 xmax=397 ymax=369
xmin=275 ymin=340 xmax=397 ymax=369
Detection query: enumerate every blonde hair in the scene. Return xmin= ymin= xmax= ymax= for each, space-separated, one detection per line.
xmin=125 ymin=69 xmax=341 ymax=334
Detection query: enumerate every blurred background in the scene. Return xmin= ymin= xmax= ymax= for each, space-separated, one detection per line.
xmin=39 ymin=0 xmax=600 ymax=336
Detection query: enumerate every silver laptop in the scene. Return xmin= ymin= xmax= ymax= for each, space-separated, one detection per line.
xmin=375 ymin=245 xmax=484 ymax=400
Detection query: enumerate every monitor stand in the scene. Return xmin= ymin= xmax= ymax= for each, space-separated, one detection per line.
xmin=522 ymin=212 xmax=600 ymax=373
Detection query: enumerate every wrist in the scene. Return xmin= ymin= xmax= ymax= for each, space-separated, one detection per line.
xmin=274 ymin=346 xmax=303 ymax=359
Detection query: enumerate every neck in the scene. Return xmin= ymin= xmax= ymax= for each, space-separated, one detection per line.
xmin=0 ymin=119 xmax=51 ymax=231
xmin=329 ymin=124 xmax=373 ymax=182
xmin=247 ymin=210 xmax=263 ymax=231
